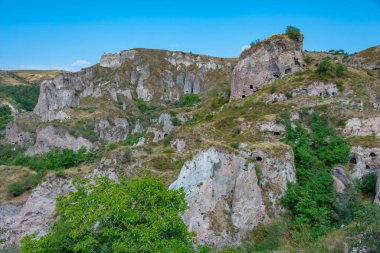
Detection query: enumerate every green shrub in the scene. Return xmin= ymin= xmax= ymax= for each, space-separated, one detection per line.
xmin=281 ymin=112 xmax=350 ymax=238
xmin=250 ymin=39 xmax=261 ymax=47
xmin=123 ymin=132 xmax=145 ymax=146
xmin=205 ymin=113 xmax=213 ymax=121
xmin=0 ymin=85 xmax=39 ymax=111
xmin=0 ymin=105 xmax=13 ymax=139
xmin=285 ymin=26 xmax=302 ymax=41
xmin=21 ymin=176 xmax=194 ymax=253
xmin=179 ymin=94 xmax=201 ymax=107
xmin=251 ymin=219 xmax=289 ymax=251
xmin=285 ymin=92 xmax=293 ymax=99
xmin=7 ymin=171 xmax=44 ymax=197
xmin=230 ymin=142 xmax=240 ymax=149
xmin=335 ymin=63 xmax=347 ymax=77
xmin=316 ymin=60 xmax=332 ymax=77
xmin=120 ymin=147 xmax=133 ymax=163
xmin=360 ymin=173 xmax=377 ymax=196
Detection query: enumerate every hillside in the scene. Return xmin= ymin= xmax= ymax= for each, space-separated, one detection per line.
xmin=0 ymin=30 xmax=380 ymax=253
xmin=0 ymin=70 xmax=63 ymax=86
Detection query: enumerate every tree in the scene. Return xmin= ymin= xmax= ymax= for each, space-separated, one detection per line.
xmin=285 ymin=26 xmax=301 ymax=41
xmin=316 ymin=60 xmax=332 ymax=77
xmin=21 ymin=176 xmax=194 ymax=253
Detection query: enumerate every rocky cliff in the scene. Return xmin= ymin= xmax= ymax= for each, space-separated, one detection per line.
xmin=169 ymin=143 xmax=295 ymax=246
xmin=230 ymin=34 xmax=305 ymax=100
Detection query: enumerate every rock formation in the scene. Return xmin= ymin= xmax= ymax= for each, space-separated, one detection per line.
xmin=95 ymin=118 xmax=130 ymax=143
xmin=230 ymin=34 xmax=304 ymax=100
xmin=169 ymin=143 xmax=296 ymax=246
xmin=26 ymin=125 xmax=93 ymax=155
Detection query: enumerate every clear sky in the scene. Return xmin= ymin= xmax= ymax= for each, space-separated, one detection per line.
xmin=1 ymin=0 xmax=379 ymax=71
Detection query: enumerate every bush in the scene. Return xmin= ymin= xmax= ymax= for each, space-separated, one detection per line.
xmin=0 ymin=85 xmax=39 ymax=111
xmin=250 ymin=39 xmax=261 ymax=47
xmin=335 ymin=63 xmax=347 ymax=77
xmin=7 ymin=171 xmax=44 ymax=197
xmin=21 ymin=176 xmax=195 ymax=253
xmin=281 ymin=112 xmax=350 ymax=238
xmin=179 ymin=94 xmax=201 ymax=107
xmin=230 ymin=142 xmax=240 ymax=149
xmin=123 ymin=131 xmax=145 ymax=146
xmin=285 ymin=26 xmax=302 ymax=41
xmin=0 ymin=105 xmax=13 ymax=139
xmin=120 ymin=147 xmax=133 ymax=163
xmin=316 ymin=60 xmax=332 ymax=77
xmin=360 ymin=173 xmax=377 ymax=196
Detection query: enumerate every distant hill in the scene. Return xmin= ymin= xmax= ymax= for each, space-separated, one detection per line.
xmin=0 ymin=70 xmax=64 ymax=86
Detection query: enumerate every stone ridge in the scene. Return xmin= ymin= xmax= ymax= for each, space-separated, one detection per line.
xmin=230 ymin=34 xmax=305 ymax=100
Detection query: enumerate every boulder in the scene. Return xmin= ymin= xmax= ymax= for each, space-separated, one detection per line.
xmin=95 ymin=118 xmax=129 ymax=143
xmin=344 ymin=117 xmax=380 ymax=137
xmin=5 ymin=122 xmax=34 ymax=147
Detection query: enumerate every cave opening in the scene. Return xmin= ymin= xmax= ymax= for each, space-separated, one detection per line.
xmin=273 ymin=74 xmax=280 ymax=79
xmin=256 ymin=157 xmax=263 ymax=161
xmin=349 ymin=157 xmax=357 ymax=164
xmin=273 ymin=132 xmax=281 ymax=136
xmin=370 ymin=152 xmax=377 ymax=157
xmin=285 ymin=68 xmax=292 ymax=74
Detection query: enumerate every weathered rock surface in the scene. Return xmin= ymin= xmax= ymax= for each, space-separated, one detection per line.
xmin=26 ymin=125 xmax=93 ymax=155
xmin=169 ymin=143 xmax=296 ymax=246
xmin=306 ymin=82 xmax=338 ymax=97
xmin=5 ymin=122 xmax=34 ymax=147
xmin=230 ymin=34 xmax=304 ymax=100
xmin=146 ymin=114 xmax=174 ymax=143
xmin=349 ymin=147 xmax=380 ymax=204
xmin=346 ymin=45 xmax=380 ymax=70
xmin=344 ymin=117 xmax=380 ymax=137
xmin=95 ymin=118 xmax=129 ymax=143
xmin=332 ymin=166 xmax=353 ymax=193
xmin=171 ymin=138 xmax=186 ymax=152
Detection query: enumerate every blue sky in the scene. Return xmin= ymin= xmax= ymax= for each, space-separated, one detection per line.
xmin=0 ymin=0 xmax=379 ymax=71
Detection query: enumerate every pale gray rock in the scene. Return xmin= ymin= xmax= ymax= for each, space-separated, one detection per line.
xmin=306 ymin=82 xmax=338 ymax=97
xmin=26 ymin=125 xmax=93 ymax=155
xmin=259 ymin=121 xmax=285 ymax=133
xmin=99 ymin=50 xmax=137 ymax=68
xmin=131 ymin=120 xmax=144 ymax=134
xmin=332 ymin=166 xmax=353 ymax=193
xmin=267 ymin=93 xmax=287 ymax=103
xmin=158 ymin=113 xmax=173 ymax=134
xmin=170 ymin=139 xmax=186 ymax=152
xmin=95 ymin=118 xmax=129 ymax=143
xmin=136 ymin=64 xmax=152 ymax=101
xmin=169 ymin=144 xmax=295 ymax=246
xmin=5 ymin=122 xmax=34 ymax=147
xmin=344 ymin=117 xmax=380 ymax=137
xmin=231 ymin=35 xmax=304 ymax=100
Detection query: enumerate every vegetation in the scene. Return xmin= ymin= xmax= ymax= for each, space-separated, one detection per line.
xmin=285 ymin=26 xmax=301 ymax=41
xmin=281 ymin=112 xmax=350 ymax=238
xmin=359 ymin=173 xmax=377 ymax=197
xmin=250 ymin=39 xmax=261 ymax=47
xmin=123 ymin=131 xmax=145 ymax=146
xmin=21 ymin=176 xmax=195 ymax=253
xmin=316 ymin=59 xmax=347 ymax=78
xmin=0 ymin=85 xmax=40 ymax=111
xmin=178 ymin=94 xmax=201 ymax=107
xmin=0 ymin=105 xmax=13 ymax=139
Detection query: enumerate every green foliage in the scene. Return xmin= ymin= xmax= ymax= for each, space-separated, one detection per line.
xmin=0 ymin=85 xmax=40 ymax=111
xmin=348 ymin=201 xmax=380 ymax=252
xmin=316 ymin=60 xmax=332 ymax=77
xmin=120 ymin=147 xmax=133 ymax=163
xmin=135 ymin=97 xmax=157 ymax=113
xmin=106 ymin=142 xmax=118 ymax=151
xmin=179 ymin=94 xmax=201 ymax=107
xmin=230 ymin=142 xmax=239 ymax=149
xmin=285 ymin=26 xmax=302 ymax=41
xmin=316 ymin=60 xmax=348 ymax=78
xmin=250 ymin=219 xmax=289 ymax=251
xmin=0 ymin=147 xmax=100 ymax=175
xmin=7 ymin=172 xmax=44 ymax=197
xmin=359 ymin=173 xmax=377 ymax=197
xmin=123 ymin=131 xmax=145 ymax=146
xmin=0 ymin=105 xmax=13 ymax=139
xmin=335 ymin=63 xmax=347 ymax=77
xmin=250 ymin=39 xmax=261 ymax=47
xmin=281 ymin=112 xmax=350 ymax=238
xmin=21 ymin=176 xmax=194 ymax=253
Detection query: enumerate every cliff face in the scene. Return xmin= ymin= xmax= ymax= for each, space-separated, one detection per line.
xmin=346 ymin=45 xmax=380 ymax=70
xmin=230 ymin=34 xmax=304 ymax=100
xmin=169 ymin=143 xmax=295 ymax=246
xmin=33 ymin=49 xmax=237 ymax=122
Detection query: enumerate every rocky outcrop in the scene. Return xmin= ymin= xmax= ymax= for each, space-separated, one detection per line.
xmin=344 ymin=117 xmax=380 ymax=137
xmin=332 ymin=166 xmax=353 ymax=193
xmin=5 ymin=122 xmax=34 ymax=147
xmin=346 ymin=45 xmax=380 ymax=70
xmin=169 ymin=143 xmax=295 ymax=246
xmin=26 ymin=125 xmax=93 ymax=155
xmin=146 ymin=114 xmax=174 ymax=143
xmin=171 ymin=139 xmax=186 ymax=152
xmin=230 ymin=34 xmax=304 ymax=100
xmin=33 ymin=68 xmax=97 ymax=120
xmin=306 ymin=82 xmax=338 ymax=97
xmin=349 ymin=147 xmax=380 ymax=204
xmin=0 ymin=167 xmax=120 ymax=245
xmin=95 ymin=118 xmax=129 ymax=143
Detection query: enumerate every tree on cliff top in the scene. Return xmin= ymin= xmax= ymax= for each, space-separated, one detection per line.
xmin=21 ymin=176 xmax=194 ymax=253
xmin=285 ymin=26 xmax=302 ymax=41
